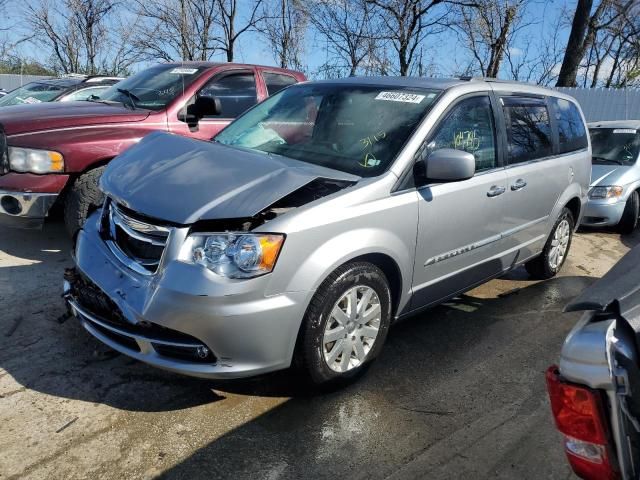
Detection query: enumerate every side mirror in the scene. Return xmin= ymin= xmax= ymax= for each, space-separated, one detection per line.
xmin=424 ymin=148 xmax=475 ymax=182
xmin=179 ymin=96 xmax=222 ymax=126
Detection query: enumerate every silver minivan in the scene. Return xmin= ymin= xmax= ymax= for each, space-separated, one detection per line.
xmin=581 ymin=121 xmax=640 ymax=233
xmin=65 ymin=77 xmax=591 ymax=385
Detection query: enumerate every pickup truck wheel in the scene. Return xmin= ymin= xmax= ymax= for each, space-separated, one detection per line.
xmin=617 ymin=191 xmax=639 ymax=235
xmin=296 ymin=262 xmax=392 ymax=387
xmin=64 ymin=166 xmax=106 ymax=236
xmin=525 ymin=208 xmax=574 ymax=280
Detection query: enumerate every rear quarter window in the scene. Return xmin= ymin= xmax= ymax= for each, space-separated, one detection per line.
xmin=263 ymin=72 xmax=298 ymax=96
xmin=502 ymin=97 xmax=552 ymax=164
xmin=552 ymin=97 xmax=587 ymax=154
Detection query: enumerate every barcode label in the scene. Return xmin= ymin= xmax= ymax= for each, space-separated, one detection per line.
xmin=375 ymin=91 xmax=425 ymax=103
xmin=170 ymin=68 xmax=198 ymax=75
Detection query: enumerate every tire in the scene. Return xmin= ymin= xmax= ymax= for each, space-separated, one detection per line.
xmin=64 ymin=166 xmax=106 ymax=237
xmin=295 ymin=262 xmax=392 ymax=387
xmin=617 ymin=191 xmax=639 ymax=235
xmin=525 ymin=207 xmax=574 ymax=280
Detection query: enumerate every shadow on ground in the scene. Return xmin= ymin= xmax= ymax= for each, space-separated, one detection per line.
xmin=156 ymin=274 xmax=596 ymax=479
xmin=0 ymin=222 xmax=223 ymax=412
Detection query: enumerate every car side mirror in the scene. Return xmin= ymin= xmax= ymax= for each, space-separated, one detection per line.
xmin=179 ymin=96 xmax=222 ymax=126
xmin=423 ymin=148 xmax=475 ymax=182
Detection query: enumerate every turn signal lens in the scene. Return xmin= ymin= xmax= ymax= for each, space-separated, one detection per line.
xmin=48 ymin=151 xmax=64 ymax=172
xmin=545 ymin=366 xmax=619 ymax=480
xmin=259 ymin=235 xmax=285 ymax=270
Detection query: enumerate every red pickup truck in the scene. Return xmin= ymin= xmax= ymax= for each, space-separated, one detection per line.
xmin=0 ymin=62 xmax=305 ymax=233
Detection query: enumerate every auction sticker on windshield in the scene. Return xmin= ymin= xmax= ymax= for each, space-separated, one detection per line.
xmin=375 ymin=91 xmax=426 ymax=103
xmin=613 ymin=129 xmax=637 ymax=134
xmin=170 ymin=68 xmax=199 ymax=75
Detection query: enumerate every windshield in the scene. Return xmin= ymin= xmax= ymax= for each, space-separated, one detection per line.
xmin=97 ymin=64 xmax=209 ymax=111
xmin=590 ymin=128 xmax=640 ymax=166
xmin=0 ymin=82 xmax=68 ymax=106
xmin=214 ymin=84 xmax=440 ymax=177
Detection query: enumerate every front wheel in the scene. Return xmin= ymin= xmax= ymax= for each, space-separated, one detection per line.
xmin=618 ymin=191 xmax=639 ymax=235
xmin=64 ymin=166 xmax=106 ymax=237
xmin=525 ymin=208 xmax=574 ymax=280
xmin=296 ymin=262 xmax=392 ymax=387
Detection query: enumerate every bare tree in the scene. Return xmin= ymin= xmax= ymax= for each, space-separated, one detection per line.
xmin=214 ymin=0 xmax=265 ymax=62
xmin=556 ymin=0 xmax=635 ymax=87
xmin=305 ymin=0 xmax=379 ymax=76
xmin=261 ymin=0 xmax=306 ymax=70
xmin=454 ymin=0 xmax=528 ymax=78
xmin=133 ymin=0 xmax=218 ymax=61
xmin=23 ymin=0 xmax=131 ymax=74
xmin=368 ymin=0 xmax=475 ymax=76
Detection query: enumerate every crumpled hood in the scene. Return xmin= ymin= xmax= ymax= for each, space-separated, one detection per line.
xmin=0 ymin=101 xmax=150 ymax=136
xmin=101 ymin=132 xmax=360 ymax=224
xmin=590 ymin=164 xmax=629 ymax=187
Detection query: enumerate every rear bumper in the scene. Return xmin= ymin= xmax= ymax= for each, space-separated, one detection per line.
xmin=0 ymin=173 xmax=69 ymax=228
xmin=580 ymin=199 xmax=626 ymax=227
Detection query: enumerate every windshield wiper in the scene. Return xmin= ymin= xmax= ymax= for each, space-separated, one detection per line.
xmin=593 ymin=156 xmax=623 ymax=165
xmin=117 ymin=88 xmax=140 ymax=110
xmin=87 ymin=95 xmax=115 ymax=106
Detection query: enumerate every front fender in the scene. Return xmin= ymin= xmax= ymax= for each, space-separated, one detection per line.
xmin=282 ymin=228 xmax=414 ymax=316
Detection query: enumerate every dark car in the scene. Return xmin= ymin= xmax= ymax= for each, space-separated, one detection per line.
xmin=0 ymin=76 xmax=123 ymax=107
xmin=0 ymin=62 xmax=305 ymax=234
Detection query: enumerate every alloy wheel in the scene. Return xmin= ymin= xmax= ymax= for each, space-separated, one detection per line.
xmin=549 ymin=219 xmax=570 ymax=270
xmin=322 ymin=285 xmax=381 ymax=373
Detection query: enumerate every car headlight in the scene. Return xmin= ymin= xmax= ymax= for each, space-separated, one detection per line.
xmin=183 ymin=233 xmax=285 ymax=278
xmin=8 ymin=146 xmax=64 ymax=173
xmin=589 ymin=185 xmax=623 ymax=199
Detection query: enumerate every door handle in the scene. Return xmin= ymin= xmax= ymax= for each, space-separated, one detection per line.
xmin=487 ymin=185 xmax=506 ymax=197
xmin=511 ymin=179 xmax=527 ymax=191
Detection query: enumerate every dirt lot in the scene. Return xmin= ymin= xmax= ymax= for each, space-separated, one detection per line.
xmin=0 ymin=221 xmax=637 ymax=480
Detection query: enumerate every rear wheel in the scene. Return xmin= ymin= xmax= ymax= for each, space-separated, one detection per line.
xmin=525 ymin=208 xmax=574 ymax=280
xmin=64 ymin=166 xmax=106 ymax=237
xmin=296 ymin=262 xmax=392 ymax=387
xmin=617 ymin=191 xmax=639 ymax=235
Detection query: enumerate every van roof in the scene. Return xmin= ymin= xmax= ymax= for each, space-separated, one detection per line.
xmin=306 ymin=75 xmax=568 ymax=98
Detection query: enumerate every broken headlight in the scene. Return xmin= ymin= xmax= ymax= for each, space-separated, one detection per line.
xmin=183 ymin=233 xmax=285 ymax=278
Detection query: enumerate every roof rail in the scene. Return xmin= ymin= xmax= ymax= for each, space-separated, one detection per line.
xmin=458 ymin=76 xmax=540 ymax=87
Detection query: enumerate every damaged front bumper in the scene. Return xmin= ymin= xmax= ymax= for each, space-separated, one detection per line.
xmin=66 ymin=210 xmax=311 ymax=379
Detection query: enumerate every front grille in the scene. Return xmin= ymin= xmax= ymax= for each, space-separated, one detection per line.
xmin=66 ymin=268 xmax=128 ymax=327
xmin=101 ymin=199 xmax=171 ymax=274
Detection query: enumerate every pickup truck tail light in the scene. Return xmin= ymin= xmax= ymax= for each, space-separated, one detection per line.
xmin=546 ymin=366 xmax=619 ymax=480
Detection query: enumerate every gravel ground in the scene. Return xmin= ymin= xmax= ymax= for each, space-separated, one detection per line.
xmin=0 ymin=221 xmax=637 ymax=480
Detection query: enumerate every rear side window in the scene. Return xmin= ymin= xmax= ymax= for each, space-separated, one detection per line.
xmin=263 ymin=72 xmax=297 ymax=96
xmin=552 ymin=98 xmax=587 ymax=153
xmin=503 ymin=97 xmax=552 ymax=164
xmin=199 ymin=71 xmax=257 ymax=119
xmin=426 ymin=96 xmax=497 ymax=172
